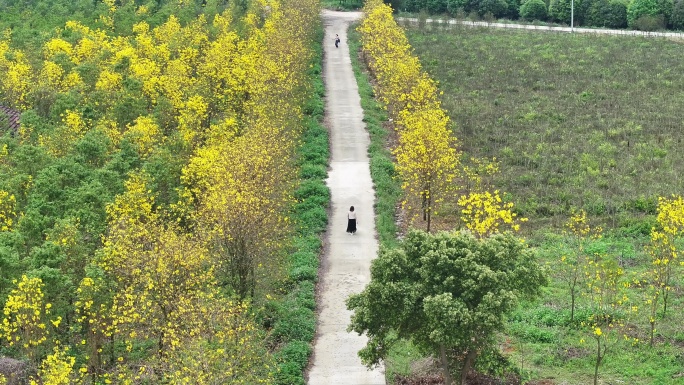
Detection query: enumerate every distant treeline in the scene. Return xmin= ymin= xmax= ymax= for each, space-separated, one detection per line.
xmin=388 ymin=0 xmax=684 ymax=31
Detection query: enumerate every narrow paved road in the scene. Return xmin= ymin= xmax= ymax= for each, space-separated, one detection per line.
xmin=307 ymin=10 xmax=386 ymax=385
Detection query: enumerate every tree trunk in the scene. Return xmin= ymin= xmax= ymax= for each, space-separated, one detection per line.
xmin=460 ymin=349 xmax=476 ymax=385
xmin=593 ymin=339 xmax=603 ymax=385
xmin=650 ymin=320 xmax=655 ymax=347
xmin=570 ymin=289 xmax=576 ymax=322
xmin=439 ymin=344 xmax=453 ymax=385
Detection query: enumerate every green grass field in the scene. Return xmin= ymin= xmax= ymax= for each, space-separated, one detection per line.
xmin=407 ymin=25 xmax=684 ymax=231
xmin=395 ymin=25 xmax=684 ymax=385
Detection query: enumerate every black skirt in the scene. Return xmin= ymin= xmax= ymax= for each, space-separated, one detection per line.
xmin=346 ymin=218 xmax=357 ymax=233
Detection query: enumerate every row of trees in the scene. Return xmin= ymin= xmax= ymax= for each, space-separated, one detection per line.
xmin=394 ymin=0 xmax=684 ymax=30
xmin=0 ymin=0 xmax=321 ymax=382
xmin=349 ymin=2 xmax=545 ymax=385
xmin=358 ymin=0 xmax=523 ymax=236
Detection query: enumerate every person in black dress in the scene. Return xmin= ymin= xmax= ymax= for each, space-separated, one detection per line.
xmin=346 ymin=206 xmax=357 ymax=234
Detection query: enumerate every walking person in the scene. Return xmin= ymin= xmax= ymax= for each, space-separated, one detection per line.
xmin=334 ymin=34 xmax=341 ymax=48
xmin=346 ymin=206 xmax=357 ymax=234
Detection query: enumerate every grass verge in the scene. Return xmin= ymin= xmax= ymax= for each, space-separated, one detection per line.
xmin=269 ymin=24 xmax=330 ymax=385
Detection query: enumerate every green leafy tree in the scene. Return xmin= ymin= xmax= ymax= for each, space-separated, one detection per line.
xmin=627 ymin=0 xmax=665 ymax=26
xmin=672 ymin=0 xmax=684 ymax=28
xmin=447 ymin=0 xmax=469 ymax=14
xmin=477 ymin=0 xmax=510 ymax=17
xmin=593 ymin=0 xmax=628 ymax=28
xmin=549 ymin=0 xmax=572 ymax=23
xmin=347 ymin=230 xmax=547 ymax=385
xmin=520 ymin=0 xmax=548 ymax=20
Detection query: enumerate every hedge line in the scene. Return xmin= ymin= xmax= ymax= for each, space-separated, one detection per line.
xmin=270 ymin=24 xmax=329 ymax=385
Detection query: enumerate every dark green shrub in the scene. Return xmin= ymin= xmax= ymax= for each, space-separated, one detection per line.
xmin=584 ymin=0 xmax=628 ymax=27
xmin=274 ymin=362 xmax=306 ymax=385
xmin=478 ymin=0 xmax=510 ymax=17
xmin=549 ymin=0 xmax=572 ymax=23
xmin=509 ymin=323 xmax=557 ymax=343
xmin=614 ymin=215 xmax=657 ymax=236
xmin=49 ymin=92 xmax=79 ymax=122
xmin=624 ymin=195 xmax=657 ymax=214
xmin=290 ymin=250 xmax=317 ymax=269
xmin=291 ymin=235 xmax=322 ymax=254
xmin=294 ymin=195 xmax=329 ymax=212
xmin=447 ymin=0 xmax=469 ymax=14
xmin=293 ymin=281 xmax=316 ymax=310
xmin=504 ymin=0 xmax=522 ymax=17
xmin=271 ymin=302 xmax=316 ymax=342
xmin=299 ymin=126 xmax=328 ymax=166
xmin=632 ymin=13 xmax=666 ymax=29
xmin=294 ymin=180 xmax=330 ymax=202
xmin=303 ymin=96 xmax=324 ymax=117
xmin=277 ymin=341 xmax=311 ymax=371
xmin=427 ymin=0 xmax=449 ymax=13
xmin=75 ymin=129 xmax=110 ymax=167
xmin=405 ymin=0 xmax=429 ymax=12
xmin=298 ymin=206 xmax=327 ymax=233
xmin=627 ymin=0 xmax=661 ymax=26
xmin=520 ymin=0 xmax=549 ymax=20
xmin=577 ymin=0 xmax=596 ymax=24
xmin=671 ymin=0 xmax=684 ymax=28
xmin=300 ymin=164 xmax=327 ymax=180
xmin=602 ymin=1 xmax=629 ymax=27
xmin=289 ymin=265 xmax=317 ymax=283
xmin=659 ymin=0 xmax=674 ymax=25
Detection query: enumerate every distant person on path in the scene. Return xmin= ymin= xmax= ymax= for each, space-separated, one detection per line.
xmin=346 ymin=206 xmax=357 ymax=234
xmin=335 ymin=34 xmax=341 ymax=48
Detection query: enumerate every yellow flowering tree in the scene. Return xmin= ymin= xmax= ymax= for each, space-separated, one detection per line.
xmin=582 ymin=247 xmax=632 ymax=385
xmin=29 ymin=346 xmax=81 ymax=385
xmin=458 ymin=190 xmax=526 ymax=238
xmin=1 ymin=276 xmax=52 ymax=361
xmin=558 ymin=210 xmax=600 ymax=321
xmin=0 ymin=39 xmax=32 ymax=109
xmin=163 ymin=299 xmax=275 ymax=384
xmin=359 ymin=0 xmax=462 ymax=233
xmin=184 ymin=128 xmax=295 ymax=300
xmin=96 ymin=172 xmax=214 ymax=359
xmin=644 ymin=195 xmax=684 ymax=346
xmin=0 ymin=190 xmax=17 ymax=232
xmin=394 ymin=106 xmax=459 ymax=233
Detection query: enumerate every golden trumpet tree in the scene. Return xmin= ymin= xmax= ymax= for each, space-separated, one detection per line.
xmin=184 ymin=127 xmax=295 ymax=299
xmin=0 ymin=39 xmax=32 ymax=109
xmin=0 ymin=276 xmax=52 ymax=361
xmin=359 ymin=1 xmax=461 ymax=233
xmin=394 ymin=107 xmax=458 ymax=232
xmin=644 ymin=195 xmax=684 ymax=345
xmin=96 ymin=172 xmax=214 ymax=359
xmin=29 ymin=346 xmax=81 ymax=385
xmin=0 ymin=190 xmax=16 ymax=232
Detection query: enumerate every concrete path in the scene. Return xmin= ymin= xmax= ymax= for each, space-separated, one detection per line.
xmin=307 ymin=10 xmax=386 ymax=385
xmin=399 ymin=17 xmax=684 ymax=38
